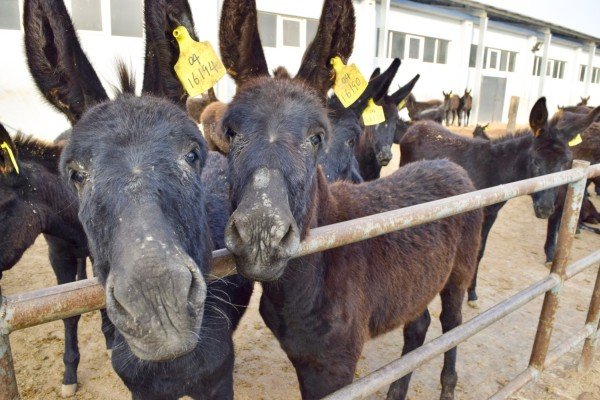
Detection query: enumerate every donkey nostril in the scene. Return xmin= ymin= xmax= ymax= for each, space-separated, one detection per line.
xmin=279 ymin=222 xmax=300 ymax=255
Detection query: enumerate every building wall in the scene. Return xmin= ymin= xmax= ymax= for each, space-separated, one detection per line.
xmin=1 ymin=0 xmax=600 ymax=141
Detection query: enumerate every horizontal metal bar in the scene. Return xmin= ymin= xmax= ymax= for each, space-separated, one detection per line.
xmin=1 ymin=166 xmax=595 ymax=333
xmin=565 ymin=250 xmax=600 ymax=280
xmin=489 ymin=324 xmax=596 ymax=399
xmin=323 ymin=276 xmax=559 ymax=400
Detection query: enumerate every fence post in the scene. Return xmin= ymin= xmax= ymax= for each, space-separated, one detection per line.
xmin=506 ymin=96 xmax=519 ymax=134
xmin=578 ymin=263 xmax=600 ymax=372
xmin=529 ymin=160 xmax=589 ymax=373
xmin=0 ymin=286 xmax=20 ymax=400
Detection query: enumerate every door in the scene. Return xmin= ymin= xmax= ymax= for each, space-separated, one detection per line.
xmin=478 ymin=76 xmax=507 ymax=123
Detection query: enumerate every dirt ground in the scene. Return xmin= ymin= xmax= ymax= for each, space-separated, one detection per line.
xmin=3 ymin=125 xmax=600 ymax=399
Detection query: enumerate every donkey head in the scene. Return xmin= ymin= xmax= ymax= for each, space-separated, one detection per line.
xmin=579 ymin=96 xmax=590 ymax=106
xmin=472 ymin=123 xmax=489 ymax=140
xmin=222 ymin=0 xmax=365 ymax=280
xmin=0 ymin=124 xmax=77 ymax=277
xmin=364 ymin=70 xmax=419 ymax=166
xmin=528 ymin=97 xmax=600 ymax=218
xmin=25 ymin=0 xmax=212 ymax=361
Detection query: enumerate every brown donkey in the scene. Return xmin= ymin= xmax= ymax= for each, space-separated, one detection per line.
xmin=219 ymin=0 xmax=483 ymax=399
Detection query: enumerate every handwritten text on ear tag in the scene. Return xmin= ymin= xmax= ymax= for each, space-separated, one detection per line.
xmin=331 ymin=57 xmax=367 ymax=108
xmin=1 ymin=142 xmax=19 ymax=174
xmin=569 ymin=133 xmax=583 ymax=147
xmin=362 ymin=99 xmax=385 ymax=126
xmin=173 ymin=26 xmax=226 ymax=97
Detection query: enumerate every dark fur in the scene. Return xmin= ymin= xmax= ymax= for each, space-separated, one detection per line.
xmin=219 ymin=1 xmax=482 ymax=399
xmin=25 ymin=0 xmax=252 ymax=398
xmin=0 ymin=128 xmax=114 ymax=391
xmin=400 ymin=101 xmax=600 ymax=302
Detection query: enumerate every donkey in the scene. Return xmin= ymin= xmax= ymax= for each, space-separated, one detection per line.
xmin=25 ymin=0 xmax=252 ymax=398
xmin=579 ymin=96 xmax=590 ymax=106
xmin=354 ymin=67 xmax=420 ymax=181
xmin=443 ymin=91 xmax=461 ymax=126
xmin=400 ymin=99 xmax=600 ymax=306
xmin=472 ymin=123 xmax=490 ymax=140
xmin=405 ymin=93 xmax=442 ymax=120
xmin=460 ymin=89 xmax=473 ymax=126
xmin=0 ymin=124 xmax=114 ymax=397
xmin=219 ymin=1 xmax=483 ymax=399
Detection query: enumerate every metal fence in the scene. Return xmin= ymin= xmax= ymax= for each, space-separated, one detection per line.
xmin=1 ymin=160 xmax=600 ymax=400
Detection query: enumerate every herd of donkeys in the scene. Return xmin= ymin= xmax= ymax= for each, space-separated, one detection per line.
xmin=1 ymin=0 xmax=600 ymax=399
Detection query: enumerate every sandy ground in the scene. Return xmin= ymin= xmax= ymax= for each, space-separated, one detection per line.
xmin=3 ymin=125 xmax=600 ymax=399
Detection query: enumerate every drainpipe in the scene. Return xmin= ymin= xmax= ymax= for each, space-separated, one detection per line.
xmin=537 ymin=28 xmax=552 ymax=98
xmin=377 ymin=0 xmax=390 ymax=68
xmin=583 ymin=41 xmax=596 ymax=97
xmin=471 ymin=10 xmax=487 ymax=125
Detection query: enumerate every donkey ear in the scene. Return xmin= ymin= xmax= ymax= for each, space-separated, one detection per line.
xmin=295 ymin=0 xmax=355 ymax=96
xmin=390 ymin=74 xmax=420 ymax=107
xmin=24 ymin=0 xmax=108 ymax=124
xmin=529 ymin=97 xmax=548 ymax=136
xmin=369 ymin=68 xmax=381 ymax=81
xmin=0 ymin=124 xmax=19 ymax=175
xmin=554 ymin=106 xmax=600 ymax=142
xmin=348 ymin=58 xmax=400 ymax=117
xmin=142 ymin=0 xmax=198 ymax=105
xmin=219 ymin=0 xmax=269 ymax=86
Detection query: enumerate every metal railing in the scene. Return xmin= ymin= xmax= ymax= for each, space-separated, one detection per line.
xmin=1 ymin=160 xmax=600 ymax=400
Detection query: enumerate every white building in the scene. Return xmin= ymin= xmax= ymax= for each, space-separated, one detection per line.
xmin=1 ymin=0 xmax=599 ymax=140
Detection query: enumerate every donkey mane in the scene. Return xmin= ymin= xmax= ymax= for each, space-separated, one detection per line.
xmin=13 ymin=133 xmax=62 ymax=172
xmin=112 ymin=60 xmax=137 ymax=96
xmin=487 ymin=129 xmax=532 ymax=143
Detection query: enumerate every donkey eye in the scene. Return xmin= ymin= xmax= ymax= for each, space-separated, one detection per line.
xmin=225 ymin=127 xmax=237 ymax=141
xmin=309 ymin=133 xmax=323 ymax=147
xmin=70 ymin=170 xmax=87 ymax=185
xmin=347 ymin=138 xmax=355 ymax=146
xmin=185 ymin=150 xmax=199 ymax=165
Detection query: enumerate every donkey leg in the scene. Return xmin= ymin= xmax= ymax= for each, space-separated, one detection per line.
xmin=47 ymin=238 xmax=80 ymax=397
xmin=439 ymin=284 xmax=465 ymax=400
xmin=544 ymin=206 xmax=562 ymax=264
xmin=386 ymin=309 xmax=431 ymax=400
xmin=468 ymin=208 xmax=499 ymax=307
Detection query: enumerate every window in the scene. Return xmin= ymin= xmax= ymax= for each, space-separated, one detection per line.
xmin=508 ymin=52 xmax=516 ymax=72
xmin=306 ymin=19 xmax=318 ymax=44
xmin=580 ymin=65 xmax=587 ymax=82
xmin=0 ymin=0 xmax=19 ymax=30
xmin=533 ymin=57 xmax=566 ymax=79
xmin=408 ymin=36 xmax=421 ymax=59
xmin=282 ymin=18 xmax=300 ymax=47
xmin=72 ymin=0 xmax=103 ymax=31
xmin=257 ymin=12 xmax=277 ymax=47
xmin=593 ymin=67 xmax=600 ymax=84
xmin=424 ymin=37 xmax=435 ymax=63
xmin=487 ymin=49 xmax=499 ymax=69
xmin=437 ymin=40 xmax=448 ymax=64
xmin=388 ymin=32 xmax=447 ymax=64
xmin=110 ymin=0 xmax=142 ymax=37
xmin=469 ymin=44 xmax=477 ymax=68
xmin=389 ymin=32 xmax=405 ymax=59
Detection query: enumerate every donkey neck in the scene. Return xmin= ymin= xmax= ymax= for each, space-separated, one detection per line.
xmin=486 ymin=133 xmax=533 ymax=184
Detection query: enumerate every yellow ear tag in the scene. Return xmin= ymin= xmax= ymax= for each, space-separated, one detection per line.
xmin=330 ymin=56 xmax=367 ymax=108
xmin=362 ymin=99 xmax=385 ymax=126
xmin=568 ymin=133 xmax=583 ymax=147
xmin=173 ymin=26 xmax=226 ymax=97
xmin=1 ymin=141 xmax=19 ymax=174
xmin=397 ymin=98 xmax=407 ymax=111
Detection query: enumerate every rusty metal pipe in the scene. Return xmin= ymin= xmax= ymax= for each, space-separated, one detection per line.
xmin=529 ymin=160 xmax=589 ymax=370
xmin=578 ymin=264 xmax=600 ymax=372
xmin=323 ymin=276 xmax=558 ymax=400
xmin=491 ymin=324 xmax=595 ymax=399
xmin=0 ymin=287 xmax=19 ymax=400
